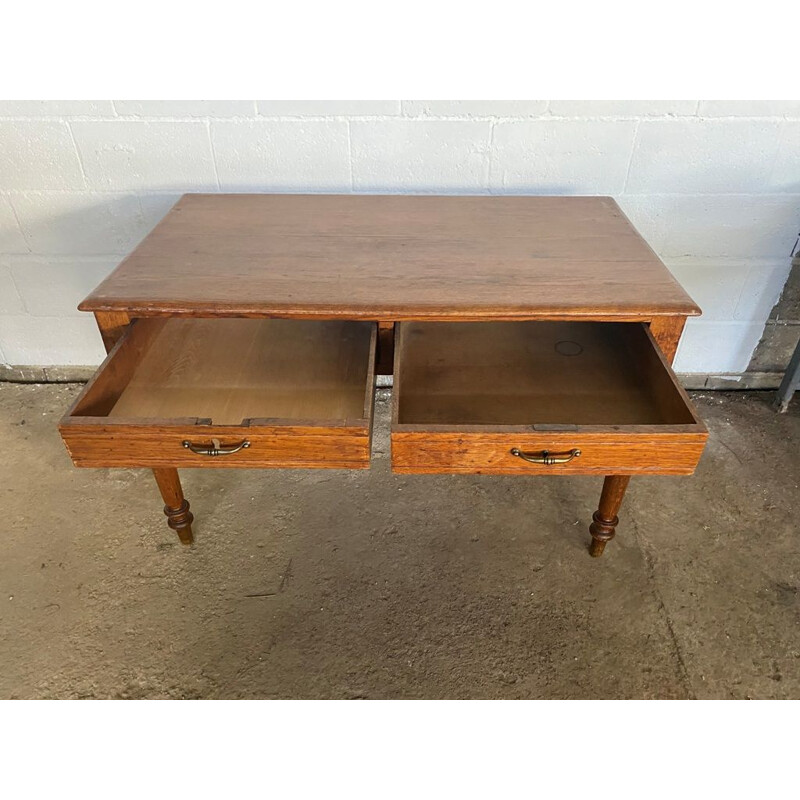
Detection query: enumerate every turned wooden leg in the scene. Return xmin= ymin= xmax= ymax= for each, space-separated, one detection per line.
xmin=588 ymin=475 xmax=631 ymax=557
xmin=152 ymin=468 xmax=194 ymax=544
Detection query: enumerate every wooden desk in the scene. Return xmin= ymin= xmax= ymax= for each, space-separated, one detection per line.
xmin=59 ymin=194 xmax=708 ymax=557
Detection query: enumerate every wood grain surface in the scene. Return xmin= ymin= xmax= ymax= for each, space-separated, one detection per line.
xmin=648 ymin=316 xmax=687 ymax=364
xmin=93 ymin=311 xmax=131 ymax=352
xmin=152 ymin=467 xmax=194 ymax=543
xmin=79 ymin=194 xmax=700 ymax=321
xmin=589 ymin=475 xmax=631 ymax=556
xmin=390 ymin=320 xmax=707 ymax=475
xmin=394 ymin=321 xmax=697 ymax=426
xmin=59 ymin=423 xmax=373 ymax=469
xmin=390 ymin=431 xmax=707 ymax=475
xmin=59 ymin=318 xmax=377 ymax=469
xmin=63 ymin=193 xmax=707 ymax=557
xmin=107 ymin=318 xmax=374 ymax=425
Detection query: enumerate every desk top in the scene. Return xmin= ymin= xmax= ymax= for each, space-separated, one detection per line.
xmin=80 ymin=194 xmax=699 ymax=321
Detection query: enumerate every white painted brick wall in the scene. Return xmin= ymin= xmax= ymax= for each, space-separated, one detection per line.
xmin=401 ymin=101 xmax=548 ymax=117
xmin=114 ymin=100 xmax=256 ymax=118
xmin=350 ymin=120 xmax=491 ymax=192
xmin=625 ymin=119 xmax=782 ymax=194
xmin=9 ymin=193 xmax=148 ymax=254
xmin=212 ymin=121 xmax=351 ymax=191
xmin=549 ymin=100 xmax=698 ymax=117
xmin=70 ymin=121 xmax=218 ymax=191
xmin=0 ymin=99 xmax=798 ymax=374
xmin=258 ymin=101 xmax=401 ymax=116
xmin=6 ymin=256 xmax=117 ymax=316
xmin=0 ymin=196 xmax=28 ymax=252
xmin=0 ymin=264 xmax=25 ymax=314
xmin=490 ymin=120 xmax=637 ymax=193
xmin=0 ymin=314 xmax=106 ymax=365
xmin=619 ymin=195 xmax=800 ymax=259
xmin=0 ymin=101 xmax=115 ymax=117
xmin=0 ymin=121 xmax=86 ymax=190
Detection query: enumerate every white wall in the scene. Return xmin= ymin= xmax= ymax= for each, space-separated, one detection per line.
xmin=0 ymin=99 xmax=798 ymax=373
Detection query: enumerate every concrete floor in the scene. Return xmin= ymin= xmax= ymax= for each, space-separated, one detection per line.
xmin=0 ymin=383 xmax=798 ymax=699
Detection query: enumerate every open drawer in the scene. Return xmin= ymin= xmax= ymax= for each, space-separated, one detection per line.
xmin=60 ymin=318 xmax=377 ymax=469
xmin=391 ymin=321 xmax=707 ymax=475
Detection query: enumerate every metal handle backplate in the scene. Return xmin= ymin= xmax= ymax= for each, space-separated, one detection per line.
xmin=182 ymin=438 xmax=251 ymax=457
xmin=510 ymin=447 xmax=581 ymax=465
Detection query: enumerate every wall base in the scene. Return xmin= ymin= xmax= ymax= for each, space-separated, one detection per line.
xmin=0 ymin=365 xmax=788 ymax=391
xmin=0 ymin=365 xmax=98 ymax=383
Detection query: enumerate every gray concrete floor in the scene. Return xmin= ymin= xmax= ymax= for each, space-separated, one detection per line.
xmin=1 ymin=384 xmax=798 ymax=699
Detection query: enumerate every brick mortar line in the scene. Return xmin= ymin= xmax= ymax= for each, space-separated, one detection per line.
xmin=621 ymin=119 xmax=641 ymax=193
xmin=206 ymin=121 xmax=222 ymax=191
xmin=64 ymin=121 xmax=90 ymax=189
xmin=487 ymin=120 xmax=497 ymax=187
xmin=3 ymin=267 xmax=24 ymax=311
xmin=345 ymin=120 xmax=354 ymax=191
xmin=4 ymin=196 xmax=32 ymax=252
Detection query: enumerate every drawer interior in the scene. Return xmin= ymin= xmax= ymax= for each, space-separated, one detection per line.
xmin=395 ymin=321 xmax=697 ymax=427
xmin=73 ymin=318 xmax=376 ymax=425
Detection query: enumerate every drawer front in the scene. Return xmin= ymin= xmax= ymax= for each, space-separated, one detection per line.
xmin=60 ymin=423 xmax=371 ymax=469
xmin=391 ymin=431 xmax=707 ymax=475
xmin=60 ymin=317 xmax=377 ymax=470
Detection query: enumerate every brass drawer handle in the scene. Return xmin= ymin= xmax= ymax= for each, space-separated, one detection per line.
xmin=510 ymin=447 xmax=581 ymax=465
xmin=182 ymin=438 xmax=251 ymax=456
